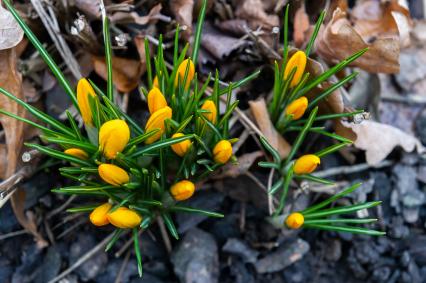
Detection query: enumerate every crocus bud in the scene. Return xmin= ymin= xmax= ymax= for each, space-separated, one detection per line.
xmin=147 ymin=87 xmax=167 ymax=114
xmin=153 ymin=75 xmax=159 ymax=88
xmin=284 ymin=51 xmax=307 ymax=87
xmin=213 ymin=140 xmax=233 ymax=164
xmin=77 ymin=78 xmax=97 ymax=125
xmin=89 ymin=203 xmax=112 ymax=226
xmin=201 ymin=100 xmax=217 ymax=124
xmin=107 ymin=207 xmax=142 ymax=229
xmin=285 ymin=96 xmax=308 ymax=120
xmin=294 ymin=154 xmax=320 ymax=175
xmin=145 ymin=106 xmax=172 ymax=144
xmin=170 ymin=180 xmax=195 ymax=201
xmin=98 ymin=164 xmax=130 ymax=186
xmin=175 ymin=58 xmax=195 ymax=90
xmin=285 ymin=212 xmax=304 ymax=229
xmin=171 ymin=133 xmax=192 ymax=157
xmin=64 ymin=148 xmax=89 ymax=160
xmin=99 ymin=119 xmax=130 ymax=159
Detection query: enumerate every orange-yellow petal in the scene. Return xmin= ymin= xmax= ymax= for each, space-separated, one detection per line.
xmin=170 ymin=180 xmax=195 ymax=201
xmin=171 ymin=133 xmax=192 ymax=157
xmin=201 ymin=100 xmax=217 ymax=124
xmin=293 ymin=154 xmax=320 ymax=175
xmin=285 ymin=97 xmax=308 ymax=120
xmin=99 ymin=119 xmax=130 ymax=159
xmin=89 ymin=203 xmax=112 ymax=226
xmin=98 ymin=163 xmax=130 ymax=186
xmin=284 ymin=51 xmax=307 ymax=87
xmin=213 ymin=140 xmax=233 ymax=164
xmin=107 ymin=207 xmax=142 ymax=229
xmin=174 ymin=59 xmax=195 ymax=90
xmin=285 ymin=212 xmax=304 ymax=229
xmin=77 ymin=78 xmax=97 ymax=125
xmin=145 ymin=106 xmax=172 ymax=144
xmin=147 ymin=87 xmax=167 ymax=114
xmin=64 ymin=148 xmax=89 ymax=160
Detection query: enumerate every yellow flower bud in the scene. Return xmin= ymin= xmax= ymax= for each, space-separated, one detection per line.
xmin=285 ymin=96 xmax=308 ymax=120
xmin=145 ymin=106 xmax=172 ymax=144
xmin=89 ymin=203 xmax=112 ymax=226
xmin=98 ymin=163 xmax=130 ymax=186
xmin=175 ymin=58 xmax=195 ymax=90
xmin=213 ymin=140 xmax=233 ymax=164
xmin=77 ymin=78 xmax=97 ymax=125
xmin=170 ymin=180 xmax=195 ymax=201
xmin=147 ymin=87 xmax=168 ymax=114
xmin=64 ymin=148 xmax=89 ymax=160
xmin=153 ymin=75 xmax=159 ymax=88
xmin=294 ymin=154 xmax=320 ymax=175
xmin=107 ymin=207 xmax=142 ymax=229
xmin=99 ymin=119 xmax=130 ymax=159
xmin=285 ymin=212 xmax=304 ymax=229
xmin=284 ymin=51 xmax=307 ymax=87
xmin=171 ymin=133 xmax=192 ymax=157
xmin=201 ymin=100 xmax=217 ymax=124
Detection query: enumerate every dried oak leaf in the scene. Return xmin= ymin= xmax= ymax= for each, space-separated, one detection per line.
xmin=249 ymin=98 xmax=291 ymax=158
xmin=92 ymin=55 xmax=143 ymax=93
xmin=235 ymin=0 xmax=279 ymax=30
xmin=170 ymin=0 xmax=194 ymax=38
xmin=294 ymin=4 xmax=310 ymax=48
xmin=315 ymin=8 xmax=400 ymax=73
xmin=110 ymin=4 xmax=162 ymax=25
xmin=0 ymin=3 xmax=24 ymax=49
xmin=339 ymin=120 xmax=425 ymax=165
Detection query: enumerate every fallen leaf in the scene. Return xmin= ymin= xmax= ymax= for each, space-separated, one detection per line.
xmin=0 ymin=46 xmax=47 ymax=247
xmin=170 ymin=0 xmax=194 ymax=38
xmin=249 ymin=98 xmax=291 ymax=158
xmin=340 ymin=120 xmax=425 ymax=165
xmin=92 ymin=55 xmax=143 ymax=93
xmin=134 ymin=36 xmax=149 ymax=68
xmin=294 ymin=4 xmax=310 ymax=48
xmin=0 ymin=3 xmax=24 ymax=49
xmin=110 ymin=4 xmax=162 ymax=25
xmin=201 ymin=22 xmax=249 ymax=60
xmin=315 ymin=8 xmax=400 ymax=73
xmin=235 ymin=0 xmax=279 ymax=30
xmin=73 ymin=0 xmax=101 ymax=19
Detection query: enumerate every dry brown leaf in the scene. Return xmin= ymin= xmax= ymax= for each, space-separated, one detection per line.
xmin=201 ymin=23 xmax=248 ymax=59
xmin=0 ymin=46 xmax=47 ymax=247
xmin=73 ymin=0 xmax=101 ymax=19
xmin=92 ymin=55 xmax=143 ymax=93
xmin=315 ymin=8 xmax=400 ymax=73
xmin=171 ymin=0 xmax=194 ymax=38
xmin=340 ymin=120 xmax=425 ymax=165
xmin=110 ymin=4 xmax=162 ymax=25
xmin=294 ymin=4 xmax=310 ymax=48
xmin=235 ymin=0 xmax=279 ymax=30
xmin=249 ymin=98 xmax=291 ymax=158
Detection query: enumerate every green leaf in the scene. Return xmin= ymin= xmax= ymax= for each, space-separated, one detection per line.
xmin=25 ymin=143 xmax=93 ymax=167
xmin=67 ymin=204 xmax=99 ymax=213
xmin=128 ymin=129 xmax=160 ymax=147
xmin=301 ymin=182 xmax=362 ymax=214
xmin=304 ymin=218 xmax=378 ymax=225
xmin=105 ymin=229 xmax=124 ymax=252
xmin=294 ymin=174 xmax=335 ymax=185
xmin=303 ymin=201 xmax=382 ymax=219
xmin=305 ymin=10 xmax=326 ymax=56
xmin=315 ymin=142 xmax=351 ymax=158
xmin=191 ymin=0 xmax=207 ymax=65
xmin=2 ymin=0 xmax=78 ymax=107
xmin=133 ymin=228 xmax=143 ymax=277
xmin=130 ymin=134 xmax=194 ymax=158
xmin=162 ymin=213 xmax=179 ymax=240
xmin=274 ymin=165 xmax=294 ymax=216
xmin=303 ymin=223 xmax=385 ymax=236
xmin=41 ymin=136 xmax=97 ymax=153
xmin=0 ymin=108 xmax=57 ymax=136
xmin=102 ymin=12 xmax=114 ymax=101
xmin=219 ymin=70 xmax=261 ymax=96
xmin=259 ymin=136 xmax=281 ymax=164
xmin=169 ymin=206 xmax=224 ymax=217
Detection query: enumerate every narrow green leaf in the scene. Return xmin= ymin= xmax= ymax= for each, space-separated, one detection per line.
xmin=169 ymin=206 xmax=224 ymax=218
xmin=305 ymin=10 xmax=326 ymax=56
xmin=303 ymin=223 xmax=385 ymax=236
xmin=162 ymin=213 xmax=179 ymax=240
xmin=304 ymin=201 xmax=382 ymax=219
xmin=25 ymin=143 xmax=93 ymax=167
xmin=294 ymin=174 xmax=335 ymax=185
xmin=133 ymin=228 xmax=143 ymax=277
xmin=130 ymin=134 xmax=194 ymax=158
xmin=304 ymin=218 xmax=378 ymax=225
xmin=67 ymin=205 xmax=99 ymax=213
xmin=191 ymin=0 xmax=207 ymax=65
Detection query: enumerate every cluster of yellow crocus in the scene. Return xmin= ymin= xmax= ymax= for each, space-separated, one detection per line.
xmin=284 ymin=51 xmax=307 ymax=88
xmin=285 ymin=96 xmax=308 ymax=120
xmin=285 ymin=212 xmax=304 ymax=229
xmin=294 ymin=154 xmax=320 ymax=175
xmin=89 ymin=203 xmax=142 ymax=228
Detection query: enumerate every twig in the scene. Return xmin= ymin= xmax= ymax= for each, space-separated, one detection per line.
xmin=47 ymin=195 xmax=77 ymax=219
xmin=0 ymin=229 xmax=28 ymax=241
xmin=313 ymin=160 xmax=393 ymax=178
xmin=114 ymin=249 xmax=131 ymax=283
xmin=48 ymin=232 xmax=115 ymax=283
xmin=157 ymin=216 xmax=172 ymax=254
xmin=114 ymin=230 xmax=135 ymax=258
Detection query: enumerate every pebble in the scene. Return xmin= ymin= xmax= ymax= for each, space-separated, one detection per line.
xmin=222 ymin=238 xmax=259 ymax=263
xmin=171 ymin=228 xmax=219 ymax=283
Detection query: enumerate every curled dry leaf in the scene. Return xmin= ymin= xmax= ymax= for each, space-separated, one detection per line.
xmin=235 ymin=0 xmax=279 ymax=30
xmin=315 ymin=8 xmax=400 ymax=73
xmin=0 ymin=3 xmax=24 ymax=49
xmin=294 ymin=4 xmax=310 ymax=48
xmin=110 ymin=4 xmax=162 ymax=25
xmin=339 ymin=120 xmax=425 ymax=165
xmin=249 ymin=98 xmax=291 ymax=158
xmin=170 ymin=0 xmax=194 ymax=38
xmin=92 ymin=55 xmax=144 ymax=93
xmin=214 ymin=151 xmax=263 ymax=179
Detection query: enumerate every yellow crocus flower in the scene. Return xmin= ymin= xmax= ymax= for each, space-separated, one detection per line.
xmin=98 ymin=163 xmax=130 ymax=186
xmin=99 ymin=119 xmax=130 ymax=159
xmin=64 ymin=148 xmax=89 ymax=160
xmin=170 ymin=180 xmax=195 ymax=201
xmin=201 ymin=100 xmax=217 ymax=124
xmin=89 ymin=203 xmax=112 ymax=226
xmin=147 ymin=87 xmax=167 ymax=114
xmin=77 ymin=78 xmax=97 ymax=126
xmin=175 ymin=58 xmax=195 ymax=90
xmin=170 ymin=133 xmax=192 ymax=157
xmin=285 ymin=96 xmax=308 ymax=120
xmin=107 ymin=207 xmax=142 ymax=229
xmin=285 ymin=212 xmax=304 ymax=229
xmin=213 ymin=140 xmax=233 ymax=164
xmin=284 ymin=51 xmax=307 ymax=87
xmin=145 ymin=106 xmax=172 ymax=144
xmin=293 ymin=154 xmax=320 ymax=175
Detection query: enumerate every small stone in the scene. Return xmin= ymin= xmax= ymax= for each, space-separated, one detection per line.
xmin=35 ymin=247 xmax=61 ymax=283
xmin=0 ymin=259 xmax=13 ymax=283
xmin=392 ymin=164 xmax=418 ymax=196
xmin=171 ymin=228 xmax=219 ymax=283
xmin=229 ymin=259 xmax=255 ymax=283
xmin=417 ymin=166 xmax=426 ymax=183
xmin=402 ymin=206 xmax=420 ymax=223
xmin=415 ymin=110 xmax=426 ymax=145
xmin=372 ymin=266 xmax=391 ymax=282
xmin=388 ymin=216 xmax=410 ymax=238
xmin=400 ymin=251 xmax=411 ymax=267
xmin=324 ymin=239 xmax=341 ymax=261
xmin=255 ymin=238 xmax=309 ymax=274
xmin=402 ymin=190 xmax=425 ymax=207
xmin=222 ymin=238 xmax=259 ymax=263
